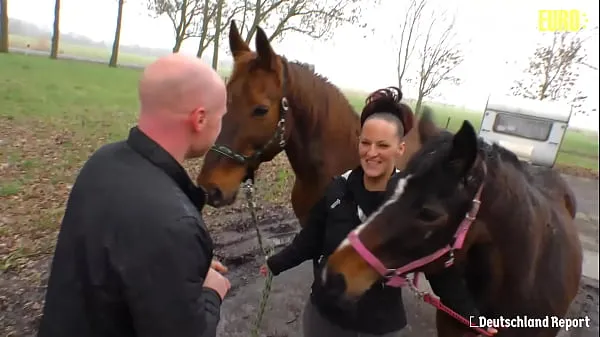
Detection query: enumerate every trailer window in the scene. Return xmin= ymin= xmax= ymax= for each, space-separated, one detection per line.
xmin=492 ymin=113 xmax=552 ymax=141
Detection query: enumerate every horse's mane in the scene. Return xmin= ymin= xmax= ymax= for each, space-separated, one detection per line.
xmin=283 ymin=57 xmax=359 ymax=120
xmin=414 ymin=109 xmax=528 ymax=179
xmin=407 ymin=114 xmax=576 ymax=297
xmin=287 ymin=59 xmax=334 ymax=87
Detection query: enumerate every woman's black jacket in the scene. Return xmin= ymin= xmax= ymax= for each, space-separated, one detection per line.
xmin=267 ymin=167 xmax=482 ymax=334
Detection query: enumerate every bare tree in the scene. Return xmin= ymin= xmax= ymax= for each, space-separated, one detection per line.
xmin=409 ymin=11 xmax=463 ymax=114
xmin=396 ymin=0 xmax=426 ymax=88
xmin=232 ymin=0 xmax=374 ymax=44
xmin=210 ymin=0 xmax=225 ymax=69
xmin=0 ymin=0 xmax=8 ymax=53
xmin=210 ymin=0 xmax=244 ymax=69
xmin=147 ymin=0 xmax=204 ymax=52
xmin=109 ymin=0 xmax=125 ymax=67
xmin=195 ymin=0 xmax=215 ymax=57
xmin=195 ymin=0 xmax=242 ymax=58
xmin=580 ymin=61 xmax=598 ymax=71
xmin=50 ymin=0 xmax=61 ymax=59
xmin=510 ymin=30 xmax=592 ymax=114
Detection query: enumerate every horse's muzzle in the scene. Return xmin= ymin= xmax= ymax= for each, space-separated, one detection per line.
xmin=204 ymin=185 xmax=238 ymax=208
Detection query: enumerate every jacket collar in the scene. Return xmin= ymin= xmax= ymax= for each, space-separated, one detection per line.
xmin=348 ymin=166 xmax=401 ymax=210
xmin=126 ymin=126 xmax=206 ymax=212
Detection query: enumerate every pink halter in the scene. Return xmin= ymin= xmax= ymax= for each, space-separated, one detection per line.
xmin=348 ymin=165 xmax=486 ymax=287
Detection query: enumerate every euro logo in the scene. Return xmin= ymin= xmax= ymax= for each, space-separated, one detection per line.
xmin=538 ymin=9 xmax=588 ymax=32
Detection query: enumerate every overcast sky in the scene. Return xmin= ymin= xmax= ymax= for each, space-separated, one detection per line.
xmin=8 ymin=0 xmax=599 ymax=130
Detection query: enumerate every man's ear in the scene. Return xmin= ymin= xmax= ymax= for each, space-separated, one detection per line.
xmin=191 ymin=107 xmax=207 ymax=132
xmin=447 ymin=121 xmax=478 ymax=176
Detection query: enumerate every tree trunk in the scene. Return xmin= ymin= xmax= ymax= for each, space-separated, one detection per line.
xmin=172 ymin=0 xmax=188 ymax=53
xmin=195 ymin=0 xmax=210 ymax=58
xmin=172 ymin=38 xmax=183 ymax=52
xmin=244 ymin=0 xmax=261 ymax=43
xmin=50 ymin=0 xmax=61 ymax=59
xmin=415 ymin=95 xmax=424 ymax=116
xmin=0 ymin=0 xmax=9 ymax=53
xmin=109 ymin=0 xmax=124 ymax=68
xmin=211 ymin=0 xmax=224 ymax=70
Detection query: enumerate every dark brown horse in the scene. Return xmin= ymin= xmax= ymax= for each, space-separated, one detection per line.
xmin=324 ymin=109 xmax=582 ymax=337
xmin=197 ymin=21 xmax=363 ymax=225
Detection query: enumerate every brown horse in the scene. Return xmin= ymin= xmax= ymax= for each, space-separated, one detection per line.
xmin=197 ymin=21 xmax=362 ymax=225
xmin=324 ymin=109 xmax=582 ymax=337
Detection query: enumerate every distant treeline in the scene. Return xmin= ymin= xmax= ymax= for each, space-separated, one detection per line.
xmin=6 ymin=17 xmax=171 ymax=58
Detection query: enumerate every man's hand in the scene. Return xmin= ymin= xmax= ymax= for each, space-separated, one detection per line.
xmin=211 ymin=260 xmax=228 ymax=273
xmin=203 ymin=262 xmax=230 ymax=300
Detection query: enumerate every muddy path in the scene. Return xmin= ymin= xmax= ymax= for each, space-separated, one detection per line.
xmin=0 ymin=175 xmax=598 ymax=337
xmin=210 ymin=203 xmax=599 ymax=337
xmin=212 ymin=175 xmax=599 ymax=337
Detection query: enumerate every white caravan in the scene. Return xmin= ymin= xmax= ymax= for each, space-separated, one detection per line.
xmin=478 ymin=95 xmax=573 ymax=168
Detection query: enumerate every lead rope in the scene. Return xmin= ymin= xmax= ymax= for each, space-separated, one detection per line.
xmin=406 ymin=274 xmax=493 ymax=337
xmin=243 ymin=179 xmax=275 ymax=337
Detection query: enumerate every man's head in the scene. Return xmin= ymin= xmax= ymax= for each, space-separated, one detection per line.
xmin=137 ymin=53 xmax=227 ymax=162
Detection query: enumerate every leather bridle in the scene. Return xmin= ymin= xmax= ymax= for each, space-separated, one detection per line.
xmin=209 ymin=62 xmax=290 ymax=174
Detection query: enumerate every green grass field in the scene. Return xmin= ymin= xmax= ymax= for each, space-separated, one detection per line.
xmin=1 ymin=52 xmax=597 ymax=170
xmin=9 ymin=34 xmax=158 ymax=65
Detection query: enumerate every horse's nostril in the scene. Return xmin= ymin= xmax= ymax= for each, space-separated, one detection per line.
xmin=322 ymin=270 xmax=347 ymax=299
xmin=206 ymin=187 xmax=223 ymax=205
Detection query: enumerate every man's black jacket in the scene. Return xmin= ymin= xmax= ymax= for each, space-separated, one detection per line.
xmin=37 ymin=127 xmax=221 ymax=337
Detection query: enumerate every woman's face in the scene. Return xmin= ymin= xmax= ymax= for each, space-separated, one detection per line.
xmin=358 ymin=118 xmax=405 ymax=179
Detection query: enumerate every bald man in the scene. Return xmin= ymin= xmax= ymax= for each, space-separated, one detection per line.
xmin=38 ymin=54 xmax=230 ymax=337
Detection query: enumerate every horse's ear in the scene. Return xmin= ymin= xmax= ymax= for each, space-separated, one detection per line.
xmin=418 ymin=106 xmax=440 ymax=144
xmin=229 ymin=20 xmax=250 ymax=59
xmin=448 ymin=121 xmax=478 ymax=177
xmin=255 ymin=26 xmax=277 ymax=70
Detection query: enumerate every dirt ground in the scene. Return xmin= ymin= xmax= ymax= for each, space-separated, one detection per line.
xmin=0 ymin=176 xmax=599 ymax=337
xmin=208 ymin=175 xmax=600 ymax=337
xmin=211 ymin=206 xmax=599 ymax=337
xmin=1 ymin=173 xmax=598 ymax=337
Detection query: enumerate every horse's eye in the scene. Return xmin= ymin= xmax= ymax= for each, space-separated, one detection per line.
xmin=252 ymin=106 xmax=269 ymax=117
xmin=418 ymin=207 xmax=442 ymax=222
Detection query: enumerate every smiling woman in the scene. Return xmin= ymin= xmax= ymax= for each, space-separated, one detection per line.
xmin=324 ymin=107 xmax=582 ymax=337
xmin=257 ymin=87 xmax=419 ymax=337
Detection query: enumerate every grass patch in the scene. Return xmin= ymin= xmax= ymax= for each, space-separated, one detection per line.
xmin=0 ymin=54 xmax=144 ymax=272
xmin=1 ymin=52 xmax=140 ymax=139
xmin=0 ymin=180 xmax=22 ymax=196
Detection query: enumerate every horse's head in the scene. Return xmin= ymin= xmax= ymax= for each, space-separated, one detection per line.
xmin=197 ymin=21 xmax=290 ymax=207
xmin=324 ymin=110 xmax=487 ymax=299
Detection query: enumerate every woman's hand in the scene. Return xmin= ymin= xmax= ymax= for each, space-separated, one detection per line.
xmin=465 ymin=326 xmax=498 ymax=336
xmin=486 ymin=327 xmax=498 ymax=335
xmin=259 ymin=264 xmax=269 ymax=277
